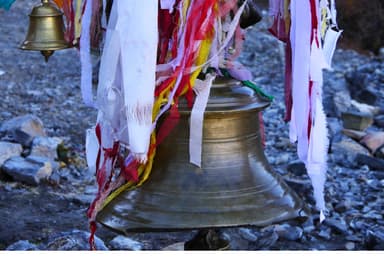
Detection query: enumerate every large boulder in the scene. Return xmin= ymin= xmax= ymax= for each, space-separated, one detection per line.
xmin=2 ymin=156 xmax=52 ymax=185
xmin=0 ymin=115 xmax=46 ymax=147
xmin=336 ymin=0 xmax=384 ymax=54
xmin=0 ymin=141 xmax=22 ymax=167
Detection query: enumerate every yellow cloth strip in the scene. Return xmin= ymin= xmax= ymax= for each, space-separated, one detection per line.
xmin=74 ymin=0 xmax=82 ymax=41
xmin=101 ymin=133 xmax=157 ymax=210
xmin=320 ymin=7 xmax=328 ymax=39
xmin=284 ymin=0 xmax=291 ymax=34
xmin=101 ymin=39 xmax=214 ymax=210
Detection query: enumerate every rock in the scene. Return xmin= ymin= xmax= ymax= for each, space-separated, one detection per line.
xmin=69 ymin=193 xmax=96 ymax=206
xmin=184 ymin=229 xmax=230 ymax=250
xmin=345 ymin=242 xmax=355 ymax=250
xmin=330 ymin=136 xmax=371 ymax=168
xmin=48 ymin=170 xmax=61 ymax=185
xmin=349 ymin=218 xmax=369 ymax=231
xmin=345 ymin=235 xmax=362 ymax=242
xmin=274 ymin=224 xmax=303 ymax=241
xmin=239 ymin=228 xmax=258 ymax=242
xmin=161 ymin=242 xmax=185 ymax=251
xmin=356 ymin=154 xmax=384 ymax=171
xmin=353 ymin=88 xmax=377 ymax=106
xmin=372 ymin=227 xmax=384 ymax=242
xmin=27 ymin=155 xmax=60 ymax=171
xmin=342 ymin=129 xmax=367 ymax=141
xmin=30 ymin=136 xmax=64 ymax=160
xmin=333 ymin=91 xmax=352 ymax=117
xmin=324 ymin=218 xmax=349 ymax=235
xmin=362 ymin=211 xmax=383 ymax=220
xmin=341 ymin=111 xmax=373 ymax=131
xmin=363 ymin=229 xmax=384 ymax=250
xmin=272 ymin=153 xmax=290 ymax=165
xmin=2 ymin=156 xmax=52 ymax=185
xmin=109 ymin=235 xmax=143 ymax=250
xmin=283 ymin=177 xmax=313 ymax=195
xmin=274 ymin=137 xmax=292 ymax=149
xmin=303 ymin=225 xmax=316 ymax=234
xmin=380 ymin=47 xmax=384 ymax=57
xmin=343 ymin=196 xmax=365 ymax=211
xmin=0 ymin=114 xmax=46 ymax=147
xmin=6 ymin=240 xmax=39 ymax=250
xmin=362 ymin=206 xmax=371 ymax=213
xmin=333 ymin=200 xmax=352 ymax=213
xmin=350 ymin=100 xmax=380 ymax=116
xmin=317 ymin=228 xmax=332 ymax=240
xmin=286 ymin=160 xmax=307 ymax=177
xmin=374 ymin=115 xmax=384 ymax=129
xmin=323 ymin=75 xmax=348 ymax=117
xmin=215 ymin=229 xmax=248 ymax=250
xmin=359 ymin=132 xmax=384 ymax=154
xmin=366 ymin=179 xmax=382 ymax=191
xmin=327 ymin=117 xmax=344 ymax=143
xmin=0 ymin=141 xmax=22 ymax=167
xmin=372 ymin=171 xmax=384 ymax=180
xmin=84 ymin=185 xmax=98 ymax=195
xmin=345 ymin=69 xmax=366 ymax=90
xmin=46 ymin=230 xmax=108 ymax=250
xmin=254 ymin=228 xmax=279 ymax=250
xmin=375 ymin=146 xmax=384 ymax=159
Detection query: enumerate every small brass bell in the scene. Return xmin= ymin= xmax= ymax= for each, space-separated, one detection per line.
xmin=20 ymin=0 xmax=70 ymax=62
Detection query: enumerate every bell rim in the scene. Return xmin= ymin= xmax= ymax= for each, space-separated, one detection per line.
xmin=96 ymin=207 xmax=310 ymax=234
xmin=20 ymin=41 xmax=70 ymax=51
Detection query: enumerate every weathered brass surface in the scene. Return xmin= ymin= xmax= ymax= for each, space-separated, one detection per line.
xmin=20 ymin=0 xmax=69 ymax=62
xmin=97 ymin=78 xmax=309 ymax=233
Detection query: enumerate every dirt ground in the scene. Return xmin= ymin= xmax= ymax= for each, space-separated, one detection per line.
xmin=1 ymin=0 xmax=383 ymax=252
xmin=0 ymin=0 xmax=112 ymax=249
xmin=0 ymin=182 xmax=88 ymax=249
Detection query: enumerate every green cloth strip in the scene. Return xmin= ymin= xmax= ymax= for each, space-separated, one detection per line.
xmin=241 ymin=80 xmax=274 ymax=102
xmin=218 ymin=68 xmax=274 ymax=102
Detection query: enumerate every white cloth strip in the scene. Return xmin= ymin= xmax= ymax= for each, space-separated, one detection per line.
xmin=117 ymin=0 xmax=158 ymax=163
xmin=189 ymin=74 xmax=215 ymax=167
xmin=80 ymin=0 xmax=95 ymax=107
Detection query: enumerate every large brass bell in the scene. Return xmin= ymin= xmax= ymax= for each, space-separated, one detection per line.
xmin=20 ymin=0 xmax=70 ymax=62
xmin=97 ymin=78 xmax=309 ymax=235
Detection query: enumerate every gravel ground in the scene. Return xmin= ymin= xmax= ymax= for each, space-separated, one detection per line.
xmin=1 ymin=0 xmax=383 ymax=251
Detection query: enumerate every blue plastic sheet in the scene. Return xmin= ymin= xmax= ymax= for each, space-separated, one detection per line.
xmin=0 ymin=0 xmax=16 ymax=10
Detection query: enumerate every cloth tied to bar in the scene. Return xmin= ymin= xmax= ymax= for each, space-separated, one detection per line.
xmin=96 ymin=0 xmax=157 ymax=163
xmin=268 ymin=0 xmax=342 ymax=221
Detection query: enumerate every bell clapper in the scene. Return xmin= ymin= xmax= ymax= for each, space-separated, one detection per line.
xmin=184 ymin=229 xmax=230 ymax=250
xmin=41 ymin=50 xmax=54 ymax=62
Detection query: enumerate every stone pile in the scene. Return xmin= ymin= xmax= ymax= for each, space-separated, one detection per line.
xmin=0 ymin=114 xmax=64 ymax=186
xmin=326 ymin=56 xmax=384 ymax=172
xmin=1 ymin=1 xmax=384 ymax=251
